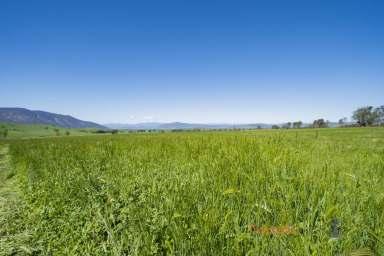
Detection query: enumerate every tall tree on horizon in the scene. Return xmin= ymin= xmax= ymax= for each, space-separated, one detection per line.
xmin=313 ymin=119 xmax=327 ymax=128
xmin=352 ymin=106 xmax=381 ymax=126
xmin=293 ymin=121 xmax=302 ymax=128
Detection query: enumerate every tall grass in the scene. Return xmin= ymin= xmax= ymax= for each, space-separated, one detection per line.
xmin=7 ymin=128 xmax=384 ymax=255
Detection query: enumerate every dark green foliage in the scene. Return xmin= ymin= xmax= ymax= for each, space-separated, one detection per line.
xmin=352 ymin=105 xmax=384 ymax=126
xmin=312 ymin=118 xmax=328 ymax=128
xmin=293 ymin=121 xmax=302 ymax=129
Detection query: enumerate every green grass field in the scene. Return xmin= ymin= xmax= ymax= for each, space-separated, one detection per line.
xmin=0 ymin=123 xmax=100 ymax=139
xmin=1 ymin=127 xmax=384 ymax=255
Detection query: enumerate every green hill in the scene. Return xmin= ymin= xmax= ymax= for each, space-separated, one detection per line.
xmin=0 ymin=123 xmax=98 ymax=139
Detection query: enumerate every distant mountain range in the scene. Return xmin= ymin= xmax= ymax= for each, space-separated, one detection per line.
xmin=0 ymin=108 xmax=106 ymax=129
xmin=0 ymin=107 xmax=342 ymax=131
xmin=105 ymin=121 xmax=342 ymax=130
xmin=105 ymin=122 xmax=275 ymax=130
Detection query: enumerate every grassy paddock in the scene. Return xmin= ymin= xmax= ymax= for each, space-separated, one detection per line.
xmin=6 ymin=127 xmax=384 ymax=255
xmin=0 ymin=122 xmax=99 ymax=140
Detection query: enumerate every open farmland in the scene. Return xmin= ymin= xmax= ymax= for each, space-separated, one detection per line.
xmin=0 ymin=122 xmax=100 ymax=139
xmin=1 ymin=128 xmax=384 ymax=255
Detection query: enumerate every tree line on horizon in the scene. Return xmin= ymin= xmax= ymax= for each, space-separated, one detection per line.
xmin=272 ymin=105 xmax=384 ymax=129
xmin=1 ymin=105 xmax=383 ymax=137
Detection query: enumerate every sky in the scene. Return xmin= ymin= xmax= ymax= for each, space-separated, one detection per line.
xmin=1 ymin=0 xmax=383 ymax=124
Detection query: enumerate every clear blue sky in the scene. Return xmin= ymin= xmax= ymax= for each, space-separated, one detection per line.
xmin=1 ymin=0 xmax=383 ymax=124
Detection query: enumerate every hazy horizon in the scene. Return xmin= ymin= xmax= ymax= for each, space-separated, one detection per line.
xmin=0 ymin=106 xmax=361 ymax=125
xmin=2 ymin=1 xmax=383 ymax=124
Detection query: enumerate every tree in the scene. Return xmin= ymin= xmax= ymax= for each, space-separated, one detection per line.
xmin=352 ymin=106 xmax=380 ymax=126
xmin=2 ymin=129 xmax=8 ymax=138
xmin=272 ymin=125 xmax=280 ymax=129
xmin=313 ymin=119 xmax=328 ymax=128
xmin=293 ymin=121 xmax=302 ymax=129
xmin=282 ymin=122 xmax=291 ymax=129
xmin=65 ymin=131 xmax=70 ymax=136
xmin=338 ymin=117 xmax=348 ymax=126
xmin=375 ymin=105 xmax=384 ymax=124
xmin=54 ymin=128 xmax=60 ymax=136
xmin=111 ymin=129 xmax=118 ymax=135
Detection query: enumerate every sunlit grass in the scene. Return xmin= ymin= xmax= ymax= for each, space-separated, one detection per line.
xmin=5 ymin=127 xmax=384 ymax=255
